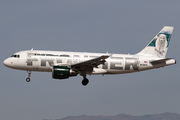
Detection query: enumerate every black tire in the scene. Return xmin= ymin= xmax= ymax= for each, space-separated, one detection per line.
xmin=82 ymin=78 xmax=89 ymax=86
xmin=26 ymin=78 xmax=30 ymax=82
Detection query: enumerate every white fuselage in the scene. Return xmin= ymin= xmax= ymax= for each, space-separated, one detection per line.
xmin=3 ymin=50 xmax=176 ymax=75
xmin=3 ymin=26 xmax=176 ymax=86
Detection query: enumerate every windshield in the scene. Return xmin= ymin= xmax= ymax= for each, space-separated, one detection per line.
xmin=11 ymin=54 xmax=20 ymax=58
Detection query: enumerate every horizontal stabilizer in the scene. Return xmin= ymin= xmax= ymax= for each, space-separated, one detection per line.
xmin=150 ymin=58 xmax=174 ymax=65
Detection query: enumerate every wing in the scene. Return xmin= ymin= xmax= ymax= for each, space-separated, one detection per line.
xmin=71 ymin=55 xmax=110 ymax=71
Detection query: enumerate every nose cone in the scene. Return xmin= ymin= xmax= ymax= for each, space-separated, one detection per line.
xmin=3 ymin=58 xmax=11 ymax=67
xmin=3 ymin=59 xmax=8 ymax=66
xmin=3 ymin=59 xmax=8 ymax=67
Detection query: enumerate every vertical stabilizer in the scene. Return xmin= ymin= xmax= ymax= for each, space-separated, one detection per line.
xmin=137 ymin=26 xmax=174 ymax=58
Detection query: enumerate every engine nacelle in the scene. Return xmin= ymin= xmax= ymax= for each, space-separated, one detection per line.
xmin=52 ymin=66 xmax=77 ymax=79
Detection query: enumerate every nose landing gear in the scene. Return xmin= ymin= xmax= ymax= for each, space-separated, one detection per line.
xmin=26 ymin=71 xmax=31 ymax=82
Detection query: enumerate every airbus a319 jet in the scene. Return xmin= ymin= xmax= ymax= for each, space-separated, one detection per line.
xmin=3 ymin=26 xmax=176 ymax=86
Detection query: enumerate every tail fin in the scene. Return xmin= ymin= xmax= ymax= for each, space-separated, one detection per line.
xmin=137 ymin=26 xmax=174 ymax=58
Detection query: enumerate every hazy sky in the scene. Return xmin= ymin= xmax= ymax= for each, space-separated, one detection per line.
xmin=1 ymin=1 xmax=180 ymax=120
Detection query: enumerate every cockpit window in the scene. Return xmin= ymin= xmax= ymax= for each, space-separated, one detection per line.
xmin=11 ymin=55 xmax=20 ymax=58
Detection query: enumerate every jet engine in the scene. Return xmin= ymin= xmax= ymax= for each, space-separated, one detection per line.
xmin=52 ymin=66 xmax=78 ymax=79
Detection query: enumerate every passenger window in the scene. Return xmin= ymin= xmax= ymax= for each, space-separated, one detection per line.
xmin=74 ymin=55 xmax=80 ymax=57
xmin=90 ymin=56 xmax=99 ymax=58
xmin=111 ymin=57 xmax=123 ymax=59
xmin=60 ymin=55 xmax=70 ymax=57
xmin=84 ymin=55 xmax=88 ymax=58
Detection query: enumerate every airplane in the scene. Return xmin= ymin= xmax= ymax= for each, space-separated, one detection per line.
xmin=3 ymin=26 xmax=176 ymax=86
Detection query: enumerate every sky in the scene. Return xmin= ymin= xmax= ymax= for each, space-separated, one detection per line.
xmin=0 ymin=0 xmax=180 ymax=120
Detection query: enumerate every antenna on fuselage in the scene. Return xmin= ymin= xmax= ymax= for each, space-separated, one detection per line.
xmin=31 ymin=48 xmax=33 ymax=51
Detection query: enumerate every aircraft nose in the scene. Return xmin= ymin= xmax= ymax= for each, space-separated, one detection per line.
xmin=3 ymin=58 xmax=11 ymax=67
xmin=3 ymin=59 xmax=8 ymax=66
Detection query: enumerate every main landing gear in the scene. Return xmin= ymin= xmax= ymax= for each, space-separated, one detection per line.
xmin=80 ymin=70 xmax=90 ymax=86
xmin=26 ymin=71 xmax=31 ymax=82
xmin=81 ymin=74 xmax=89 ymax=86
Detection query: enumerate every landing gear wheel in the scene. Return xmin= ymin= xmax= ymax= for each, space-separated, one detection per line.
xmin=26 ymin=71 xmax=31 ymax=82
xmin=26 ymin=78 xmax=30 ymax=82
xmin=82 ymin=78 xmax=89 ymax=86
